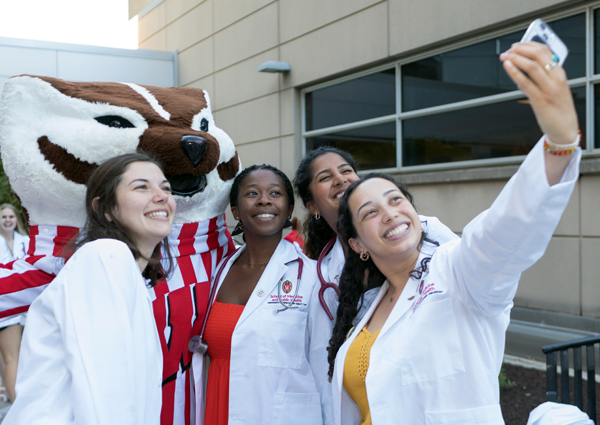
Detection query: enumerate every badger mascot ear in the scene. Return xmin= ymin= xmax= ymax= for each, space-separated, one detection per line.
xmin=0 ymin=75 xmax=241 ymax=422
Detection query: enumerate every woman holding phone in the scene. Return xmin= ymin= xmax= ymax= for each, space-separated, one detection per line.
xmin=328 ymin=42 xmax=581 ymax=424
xmin=4 ymin=152 xmax=174 ymax=425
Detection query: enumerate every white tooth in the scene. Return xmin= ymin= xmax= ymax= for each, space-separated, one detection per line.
xmin=256 ymin=214 xmax=275 ymax=218
xmin=386 ymin=223 xmax=408 ymax=238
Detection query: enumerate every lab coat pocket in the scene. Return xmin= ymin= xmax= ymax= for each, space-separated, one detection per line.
xmin=425 ymin=404 xmax=503 ymax=424
xmin=272 ymin=392 xmax=323 ymax=425
xmin=258 ymin=308 xmax=307 ymax=369
xmin=400 ymin=297 xmax=465 ymax=385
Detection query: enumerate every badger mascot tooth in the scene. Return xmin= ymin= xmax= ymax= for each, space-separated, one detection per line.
xmin=0 ymin=75 xmax=240 ymax=425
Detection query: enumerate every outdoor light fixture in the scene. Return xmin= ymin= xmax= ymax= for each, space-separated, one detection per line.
xmin=257 ymin=61 xmax=291 ymax=73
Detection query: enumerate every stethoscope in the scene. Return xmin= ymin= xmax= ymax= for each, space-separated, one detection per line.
xmin=317 ymin=237 xmax=341 ymax=321
xmin=188 ymin=248 xmax=305 ymax=355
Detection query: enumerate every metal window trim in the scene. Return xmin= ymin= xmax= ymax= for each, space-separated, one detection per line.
xmin=303 ymin=115 xmax=397 ymax=138
xmin=301 ymin=4 xmax=595 ymax=170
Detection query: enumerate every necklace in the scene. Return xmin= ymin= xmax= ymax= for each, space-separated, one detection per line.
xmin=244 ymin=250 xmax=268 ymax=267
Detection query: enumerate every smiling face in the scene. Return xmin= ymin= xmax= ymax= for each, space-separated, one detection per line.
xmin=231 ymin=169 xmax=294 ymax=239
xmin=306 ymin=153 xmax=359 ymax=231
xmin=347 ymin=178 xmax=421 ymax=267
xmin=1 ymin=209 xmax=16 ymax=234
xmin=112 ymin=161 xmax=176 ymax=257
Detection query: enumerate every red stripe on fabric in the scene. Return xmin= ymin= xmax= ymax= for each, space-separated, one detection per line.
xmin=153 ymin=279 xmax=170 ymax=299
xmin=177 ymin=255 xmax=196 ymax=286
xmin=160 ymin=380 xmax=175 ymax=425
xmin=0 ymin=305 xmax=29 ymax=319
xmin=52 ymin=226 xmax=79 ymax=257
xmin=0 ymin=260 xmax=16 ymax=270
xmin=185 ymin=376 xmax=191 ymax=425
xmin=200 ymin=251 xmax=212 ymax=281
xmin=225 ymin=229 xmax=235 ymax=253
xmin=24 ymin=255 xmax=46 ymax=266
xmin=0 ymin=269 xmax=54 ymax=295
xmin=178 ymin=222 xmax=199 ymax=257
xmin=27 ymin=226 xmax=38 ymax=256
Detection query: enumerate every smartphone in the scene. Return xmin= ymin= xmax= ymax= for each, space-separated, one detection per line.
xmin=521 ymin=19 xmax=568 ymax=66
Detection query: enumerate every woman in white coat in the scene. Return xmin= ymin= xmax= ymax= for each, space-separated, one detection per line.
xmin=0 ymin=204 xmax=28 ymax=264
xmin=0 ymin=203 xmax=29 ymax=402
xmin=328 ymin=42 xmax=581 ymax=424
xmin=4 ymin=152 xmax=175 ymax=425
xmin=201 ymin=164 xmax=332 ymax=425
xmin=293 ymin=148 xmax=458 ymax=321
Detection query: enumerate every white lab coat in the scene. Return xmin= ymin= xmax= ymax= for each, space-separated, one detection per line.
xmin=202 ymin=239 xmax=333 ymax=425
xmin=0 ymin=231 xmax=29 ymax=264
xmin=4 ymin=239 xmax=162 ymax=425
xmin=319 ymin=215 xmax=459 ymax=319
xmin=332 ymin=139 xmax=581 ymax=425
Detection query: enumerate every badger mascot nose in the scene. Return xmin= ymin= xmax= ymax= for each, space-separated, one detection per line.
xmin=181 ymin=135 xmax=207 ymax=168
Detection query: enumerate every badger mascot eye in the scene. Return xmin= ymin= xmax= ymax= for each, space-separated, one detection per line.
xmin=200 ymin=118 xmax=209 ymax=132
xmin=95 ymin=115 xmax=135 ymax=129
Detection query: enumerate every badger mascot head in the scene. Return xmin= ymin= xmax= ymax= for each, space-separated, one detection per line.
xmin=0 ymin=75 xmax=240 ymax=425
xmin=0 ymin=75 xmax=240 ymax=226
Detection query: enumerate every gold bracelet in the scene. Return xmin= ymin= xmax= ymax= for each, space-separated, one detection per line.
xmin=544 ymin=131 xmax=581 ymax=156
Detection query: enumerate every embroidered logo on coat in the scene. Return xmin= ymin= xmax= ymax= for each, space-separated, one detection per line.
xmin=282 ymin=280 xmax=292 ymax=294
xmin=412 ymin=282 xmax=443 ymax=312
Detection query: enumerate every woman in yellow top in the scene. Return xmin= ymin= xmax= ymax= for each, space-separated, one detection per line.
xmin=329 ymin=42 xmax=581 ymax=424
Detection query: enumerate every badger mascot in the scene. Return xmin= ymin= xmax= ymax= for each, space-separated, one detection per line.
xmin=0 ymin=75 xmax=240 ymax=425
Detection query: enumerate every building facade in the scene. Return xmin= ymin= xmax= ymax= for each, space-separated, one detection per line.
xmin=136 ymin=0 xmax=600 ymax=355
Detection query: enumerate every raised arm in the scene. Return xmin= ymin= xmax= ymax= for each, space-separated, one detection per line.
xmin=450 ymin=42 xmax=581 ymax=315
xmin=500 ymin=42 xmax=579 ymax=185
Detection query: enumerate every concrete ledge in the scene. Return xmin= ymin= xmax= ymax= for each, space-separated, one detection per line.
xmin=391 ymin=156 xmax=600 ymax=186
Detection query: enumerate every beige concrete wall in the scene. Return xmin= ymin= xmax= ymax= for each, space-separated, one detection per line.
xmin=137 ymin=0 xmax=597 ymax=317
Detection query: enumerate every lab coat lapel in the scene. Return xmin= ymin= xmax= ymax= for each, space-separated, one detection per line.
xmin=235 ymin=240 xmax=293 ymax=328
xmin=377 ymin=248 xmax=434 ymax=341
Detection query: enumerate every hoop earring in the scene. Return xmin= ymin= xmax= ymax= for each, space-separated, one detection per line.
xmin=232 ymin=221 xmax=244 ymax=236
xmin=360 ymin=251 xmax=370 ymax=261
xmin=314 ymin=212 xmax=320 ymax=220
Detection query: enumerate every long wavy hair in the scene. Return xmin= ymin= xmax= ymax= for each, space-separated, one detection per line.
xmin=327 ymin=173 xmax=438 ymax=380
xmin=75 ymin=152 xmax=174 ymax=287
xmin=293 ymin=146 xmax=357 ymax=259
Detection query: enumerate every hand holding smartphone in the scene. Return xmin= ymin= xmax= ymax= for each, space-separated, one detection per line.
xmin=520 ymin=19 xmax=568 ymax=66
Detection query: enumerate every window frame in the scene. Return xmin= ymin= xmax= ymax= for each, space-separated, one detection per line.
xmin=302 ymin=5 xmax=597 ymax=174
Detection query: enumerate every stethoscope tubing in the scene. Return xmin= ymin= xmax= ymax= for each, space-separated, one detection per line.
xmin=317 ymin=237 xmax=341 ymax=321
xmin=189 ymin=247 xmax=305 ymax=354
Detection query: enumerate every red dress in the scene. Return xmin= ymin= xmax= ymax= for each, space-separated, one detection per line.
xmin=203 ymin=301 xmax=245 ymax=425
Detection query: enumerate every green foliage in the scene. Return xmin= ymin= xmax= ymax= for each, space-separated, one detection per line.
xmin=0 ymin=157 xmax=19 ymax=206
xmin=499 ymin=368 xmax=516 ymax=389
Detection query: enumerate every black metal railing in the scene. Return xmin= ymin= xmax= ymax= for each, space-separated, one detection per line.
xmin=542 ymin=335 xmax=600 ymax=423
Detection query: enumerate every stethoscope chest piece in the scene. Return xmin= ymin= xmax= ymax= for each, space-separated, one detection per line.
xmin=188 ymin=335 xmax=208 ymax=354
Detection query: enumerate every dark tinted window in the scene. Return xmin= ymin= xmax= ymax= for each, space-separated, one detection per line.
xmin=306 ymin=69 xmax=395 ymax=131
xmin=402 ymin=14 xmax=585 ymax=112
xmin=402 ymin=87 xmax=586 ymax=166
xmin=306 ymin=122 xmax=396 ymax=169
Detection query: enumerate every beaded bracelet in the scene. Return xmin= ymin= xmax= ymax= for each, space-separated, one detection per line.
xmin=544 ymin=131 xmax=581 ymax=156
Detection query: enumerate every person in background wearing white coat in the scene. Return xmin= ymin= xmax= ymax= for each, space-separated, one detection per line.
xmin=0 ymin=203 xmax=29 ymax=402
xmin=328 ymin=41 xmax=581 ymax=424
xmin=3 ymin=152 xmax=174 ymax=425
xmin=202 ymin=164 xmax=332 ymax=425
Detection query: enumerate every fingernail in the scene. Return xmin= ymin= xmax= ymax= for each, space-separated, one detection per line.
xmin=504 ymin=60 xmax=514 ymax=68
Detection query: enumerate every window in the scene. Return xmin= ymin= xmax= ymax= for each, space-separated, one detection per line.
xmin=303 ymin=10 xmax=592 ymax=171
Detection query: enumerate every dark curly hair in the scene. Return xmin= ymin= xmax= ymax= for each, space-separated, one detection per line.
xmin=293 ymin=146 xmax=357 ymax=259
xmin=327 ymin=173 xmax=438 ymax=380
xmin=75 ymin=152 xmax=174 ymax=287
xmin=230 ymin=164 xmax=295 ymax=210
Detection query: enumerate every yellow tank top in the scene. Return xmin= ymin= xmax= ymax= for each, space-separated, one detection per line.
xmin=343 ymin=326 xmax=381 ymax=425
